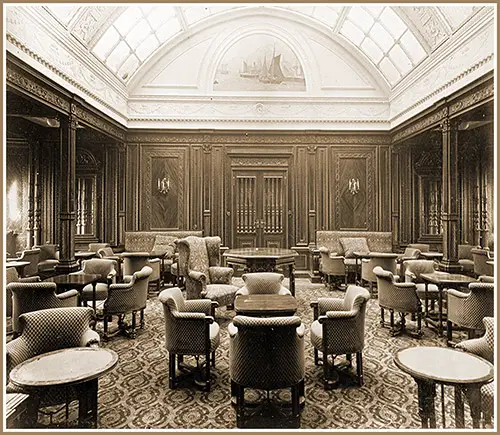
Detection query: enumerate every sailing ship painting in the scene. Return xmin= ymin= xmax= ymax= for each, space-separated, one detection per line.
xmin=213 ymin=35 xmax=306 ymax=91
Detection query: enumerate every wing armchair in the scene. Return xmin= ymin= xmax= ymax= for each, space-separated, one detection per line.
xmin=159 ymin=286 xmax=220 ymax=391
xmin=310 ymin=285 xmax=370 ymax=389
xmin=176 ymin=236 xmax=238 ymax=309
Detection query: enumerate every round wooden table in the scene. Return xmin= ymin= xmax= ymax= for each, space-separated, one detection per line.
xmin=9 ymin=347 xmax=118 ymax=428
xmin=394 ymin=346 xmax=493 ymax=429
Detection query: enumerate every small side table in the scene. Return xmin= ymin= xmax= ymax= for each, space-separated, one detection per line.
xmin=394 ymin=346 xmax=493 ymax=428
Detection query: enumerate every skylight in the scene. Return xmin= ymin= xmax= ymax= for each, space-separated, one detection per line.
xmin=340 ymin=6 xmax=427 ymax=86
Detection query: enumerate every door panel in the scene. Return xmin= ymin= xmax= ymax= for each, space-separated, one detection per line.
xmin=232 ymin=169 xmax=287 ymax=248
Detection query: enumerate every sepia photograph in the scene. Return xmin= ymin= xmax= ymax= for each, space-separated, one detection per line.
xmin=3 ymin=3 xmax=496 ymax=431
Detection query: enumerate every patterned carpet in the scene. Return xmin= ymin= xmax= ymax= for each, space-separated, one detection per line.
xmin=39 ymin=278 xmax=479 ymax=430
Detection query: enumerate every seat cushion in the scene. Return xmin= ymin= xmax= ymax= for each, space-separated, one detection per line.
xmin=81 ymin=283 xmax=109 ymax=301
xmin=204 ymin=284 xmax=238 ymax=307
xmin=242 ymin=272 xmax=284 ymax=294
xmin=340 ymin=238 xmax=370 ymax=258
xmin=310 ymin=320 xmax=323 ymax=350
xmin=415 ymin=283 xmax=440 ymax=299
xmin=37 ymin=259 xmax=59 ymax=272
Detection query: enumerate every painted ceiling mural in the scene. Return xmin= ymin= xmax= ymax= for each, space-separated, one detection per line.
xmin=213 ymin=35 xmax=306 ymax=92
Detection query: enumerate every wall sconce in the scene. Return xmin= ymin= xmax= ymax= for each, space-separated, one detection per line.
xmin=157 ymin=177 xmax=171 ymax=195
xmin=348 ymin=178 xmax=360 ymax=195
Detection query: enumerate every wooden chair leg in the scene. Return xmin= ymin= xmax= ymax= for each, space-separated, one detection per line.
xmin=103 ymin=316 xmax=109 ymax=340
xmin=204 ymin=351 xmax=211 ymax=392
xmin=446 ymin=320 xmax=453 ymax=346
xmin=140 ymin=309 xmax=145 ymax=329
xmin=211 ymin=351 xmax=216 ymax=367
xmin=291 ymin=383 xmax=300 ymax=419
xmin=356 ymin=351 xmax=364 ymax=386
xmin=168 ymin=352 xmax=176 ymax=389
xmin=389 ymin=309 xmax=395 ymax=332
xmin=236 ymin=384 xmax=245 ymax=428
xmin=314 ymin=348 xmax=319 ymax=365
xmin=323 ymin=351 xmax=331 ymax=390
xmin=380 ymin=307 xmax=385 ymax=327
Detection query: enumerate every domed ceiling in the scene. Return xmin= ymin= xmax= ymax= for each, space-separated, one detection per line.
xmin=5 ymin=4 xmax=495 ymax=130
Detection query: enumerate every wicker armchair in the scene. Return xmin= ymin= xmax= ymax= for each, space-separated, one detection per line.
xmin=318 ymin=247 xmax=346 ymax=290
xmin=100 ymin=266 xmax=152 ymax=339
xmin=235 ymin=272 xmax=291 ymax=296
xmin=447 ymin=281 xmax=494 ymax=344
xmin=177 ymin=236 xmax=238 ymax=309
xmin=229 ymin=315 xmax=305 ymax=428
xmin=310 ymin=285 xmax=370 ymax=389
xmin=159 ymin=286 xmax=219 ymax=391
xmin=6 ymin=307 xmax=99 ymax=428
xmin=69 ymin=258 xmax=118 ymax=305
xmin=9 ymin=281 xmax=79 ymax=337
xmin=8 ymin=248 xmax=40 ymax=277
xmin=455 ymin=317 xmax=494 ymax=427
xmin=374 ymin=266 xmax=422 ymax=337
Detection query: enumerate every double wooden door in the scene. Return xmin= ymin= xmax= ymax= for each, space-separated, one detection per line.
xmin=231 ymin=168 xmax=288 ymax=248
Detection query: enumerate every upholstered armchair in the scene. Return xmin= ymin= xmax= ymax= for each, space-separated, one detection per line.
xmin=97 ymin=247 xmax=123 ymax=280
xmin=70 ymin=258 xmax=118 ymax=305
xmin=373 ymin=266 xmax=422 ymax=337
xmin=396 ymin=247 xmax=421 ymax=276
xmin=447 ymin=280 xmax=494 ymax=344
xmin=150 ymin=235 xmax=178 ymax=284
xmin=318 ymin=248 xmax=346 ymax=290
xmin=455 ymin=317 xmax=494 ymax=427
xmin=235 ymin=272 xmax=291 ymax=296
xmin=407 ymin=243 xmax=430 ymax=253
xmin=361 ymin=255 xmax=397 ymax=296
xmin=100 ymin=265 xmax=152 ymax=339
xmin=159 ymin=286 xmax=220 ymax=391
xmin=403 ymin=259 xmax=440 ymax=317
xmin=339 ymin=237 xmax=370 ymax=283
xmin=177 ymin=236 xmax=238 ymax=309
xmin=5 ymin=268 xmax=40 ymax=321
xmin=9 ymin=281 xmax=79 ymax=337
xmin=35 ymin=244 xmax=59 ymax=278
xmin=471 ymin=248 xmax=494 ymax=277
xmin=8 ymin=248 xmax=40 ymax=277
xmin=229 ymin=315 xmax=305 ymax=428
xmin=121 ymin=252 xmax=162 ymax=292
xmin=6 ymin=307 xmax=99 ymax=427
xmin=310 ymin=285 xmax=370 ymax=389
xmin=458 ymin=244 xmax=476 ymax=276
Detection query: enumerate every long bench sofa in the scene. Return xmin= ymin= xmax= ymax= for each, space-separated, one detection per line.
xmin=311 ymin=231 xmax=393 ymax=283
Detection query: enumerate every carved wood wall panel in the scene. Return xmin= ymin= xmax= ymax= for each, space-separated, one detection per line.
xmin=126 ymin=144 xmax=140 ymax=231
xmin=140 ymin=147 xmax=187 ymax=230
xmin=189 ymin=146 xmax=203 ymax=231
xmin=332 ymin=150 xmax=375 ymax=231
xmin=296 ymin=147 xmax=308 ymax=245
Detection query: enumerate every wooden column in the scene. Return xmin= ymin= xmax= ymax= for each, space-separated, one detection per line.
xmin=55 ymin=112 xmax=79 ymax=273
xmin=117 ymin=142 xmax=126 ymax=247
xmin=438 ymin=118 xmax=461 ymax=272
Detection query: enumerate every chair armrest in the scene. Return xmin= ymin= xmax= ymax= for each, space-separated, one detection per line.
xmin=404 ymin=271 xmax=416 ymax=282
xmin=173 ymin=311 xmax=209 ymax=321
xmin=393 ymin=282 xmax=417 ymax=289
xmin=296 ymin=323 xmax=305 ymax=338
xmin=56 ymin=289 xmax=79 ymax=300
xmin=447 ymin=288 xmax=469 ymax=299
xmin=80 ymin=329 xmax=100 ymax=347
xmin=189 ymin=270 xmax=207 ymax=282
xmin=122 ymin=275 xmax=133 ymax=283
xmin=209 ymin=266 xmax=234 ymax=284
xmin=319 ymin=310 xmax=357 ymax=321
xmin=228 ymin=322 xmax=238 ymax=338
xmin=148 ymin=257 xmax=161 ymax=264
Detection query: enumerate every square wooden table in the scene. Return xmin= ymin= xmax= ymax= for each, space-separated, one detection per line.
xmin=44 ymin=274 xmax=101 ymax=312
xmin=234 ymin=294 xmax=297 ymax=317
xmin=420 ymin=272 xmax=476 ymax=336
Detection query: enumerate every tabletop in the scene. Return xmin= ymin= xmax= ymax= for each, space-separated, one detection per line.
xmin=420 ymin=252 xmax=444 ymax=259
xmin=120 ymin=251 xmax=153 ymax=258
xmin=394 ymin=346 xmax=493 ymax=385
xmin=6 ymin=261 xmax=30 ymax=268
xmin=45 ymin=273 xmax=101 ymax=286
xmin=9 ymin=347 xmax=118 ymax=388
xmin=235 ymin=294 xmax=297 ymax=314
xmin=353 ymin=251 xmax=398 ymax=258
xmin=223 ymin=247 xmax=298 ymax=259
xmin=75 ymin=251 xmax=97 ymax=258
xmin=420 ymin=271 xmax=476 ymax=285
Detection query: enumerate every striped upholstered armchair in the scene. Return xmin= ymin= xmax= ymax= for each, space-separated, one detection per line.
xmin=373 ymin=266 xmax=422 ymax=338
xmin=6 ymin=307 xmax=99 ymax=427
xmin=159 ymin=286 xmax=220 ymax=392
xmin=177 ymin=236 xmax=238 ymax=309
xmin=235 ymin=272 xmax=291 ymax=296
xmin=447 ymin=280 xmax=494 ymax=343
xmin=455 ymin=317 xmax=494 ymax=428
xmin=229 ymin=315 xmax=305 ymax=428
xmin=310 ymin=285 xmax=370 ymax=389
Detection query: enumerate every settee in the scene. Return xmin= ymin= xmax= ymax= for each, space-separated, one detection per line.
xmin=312 ymin=231 xmax=393 ymax=284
